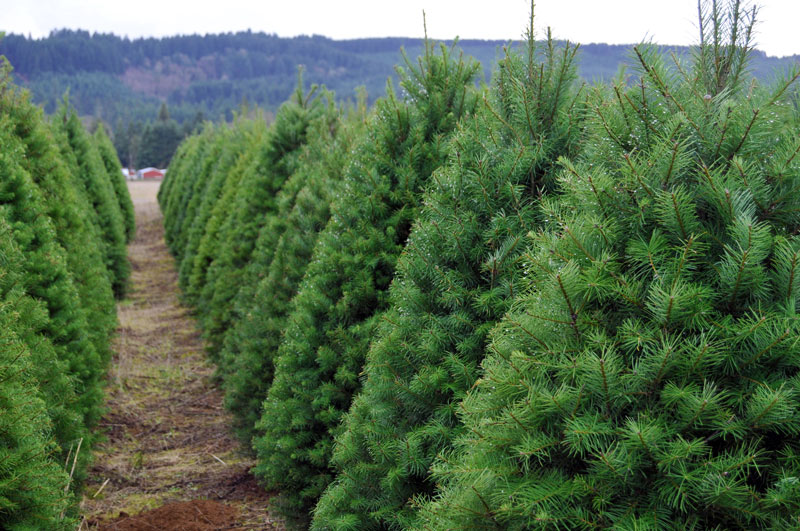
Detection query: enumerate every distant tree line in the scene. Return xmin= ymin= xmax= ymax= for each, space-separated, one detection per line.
xmin=111 ymin=102 xmax=204 ymax=169
xmin=2 ymin=29 xmax=797 ymax=169
xmin=0 ymin=29 xmax=371 ymax=77
xmin=0 ymin=30 xmax=413 ymax=124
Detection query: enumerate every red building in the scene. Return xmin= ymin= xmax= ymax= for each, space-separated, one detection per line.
xmin=136 ymin=167 xmax=166 ymax=180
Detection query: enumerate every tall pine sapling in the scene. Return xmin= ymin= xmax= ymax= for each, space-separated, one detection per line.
xmin=0 ymin=62 xmax=116 ymax=378
xmin=171 ymin=126 xmax=226 ymax=282
xmin=178 ymin=123 xmax=244 ymax=302
xmin=0 ymin=114 xmax=96 ymax=486
xmin=203 ymin=80 xmax=326 ymax=362
xmin=219 ymin=92 xmax=351 ymax=443
xmin=161 ymin=129 xmax=212 ymax=255
xmin=0 ymin=217 xmax=76 ymax=529
xmin=191 ymin=118 xmax=269 ymax=315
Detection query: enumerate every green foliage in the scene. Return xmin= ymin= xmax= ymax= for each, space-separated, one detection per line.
xmin=158 ymin=78 xmax=328 ymax=418
xmin=311 ymin=30 xmax=585 ymax=529
xmin=177 ymin=123 xmax=243 ymax=301
xmin=0 ymin=63 xmax=118 ymax=517
xmin=202 ymin=84 xmax=327 ymax=363
xmin=249 ymin=40 xmax=481 ymax=520
xmin=4 ymin=28 xmax=798 ymax=139
xmin=417 ymin=7 xmax=800 ymax=528
xmin=170 ymin=127 xmax=226 ymax=274
xmin=54 ymin=101 xmax=130 ymax=297
xmin=0 ymin=64 xmax=116 ymax=387
xmin=160 ymin=126 xmax=214 ymax=255
xmin=219 ymin=93 xmax=354 ymax=447
xmin=187 ymin=119 xmax=267 ymax=313
xmin=156 ymin=5 xmax=800 ymax=527
xmin=94 ymin=122 xmax=136 ymax=242
xmin=0 ymin=217 xmax=76 ymax=530
xmin=138 ymin=106 xmax=184 ymax=168
xmin=0 ymin=86 xmax=116 ymax=501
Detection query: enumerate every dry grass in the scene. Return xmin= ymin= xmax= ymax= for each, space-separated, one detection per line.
xmin=126 ymin=180 xmax=163 ymax=204
xmin=81 ymin=181 xmax=283 ymax=530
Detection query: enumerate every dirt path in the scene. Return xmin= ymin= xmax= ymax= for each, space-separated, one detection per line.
xmin=81 ymin=181 xmax=283 ymax=530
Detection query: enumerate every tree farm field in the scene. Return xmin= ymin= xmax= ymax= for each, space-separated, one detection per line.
xmin=2 ymin=0 xmax=800 ymax=528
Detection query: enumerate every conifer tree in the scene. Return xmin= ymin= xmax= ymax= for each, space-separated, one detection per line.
xmin=248 ymin=39 xmax=480 ymax=519
xmin=169 ymin=127 xmax=226 ymax=275
xmin=201 ymin=81 xmax=326 ymax=360
xmin=0 ymin=111 xmax=101 ymax=485
xmin=161 ymin=127 xmax=214 ymax=256
xmin=0 ymin=62 xmax=116 ymax=380
xmin=94 ymin=122 xmax=136 ymax=242
xmin=189 ymin=118 xmax=268 ymax=314
xmin=311 ymin=25 xmax=584 ymax=529
xmin=138 ymin=102 xmax=183 ymax=168
xmin=0 ymin=217 xmax=75 ymax=529
xmin=55 ymin=101 xmax=130 ymax=297
xmin=177 ymin=123 xmax=242 ymax=300
xmin=0 ymin=56 xmax=113 ymax=506
xmin=218 ymin=92 xmax=353 ymax=442
xmin=157 ymin=135 xmax=186 ymax=212
xmin=419 ymin=4 xmax=800 ymax=528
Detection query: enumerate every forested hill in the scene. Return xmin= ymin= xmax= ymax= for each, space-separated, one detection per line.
xmin=3 ymin=29 xmax=798 ymax=125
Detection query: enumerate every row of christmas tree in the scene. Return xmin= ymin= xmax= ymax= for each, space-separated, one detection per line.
xmin=0 ymin=59 xmax=134 ymax=527
xmin=160 ymin=3 xmax=800 ymax=528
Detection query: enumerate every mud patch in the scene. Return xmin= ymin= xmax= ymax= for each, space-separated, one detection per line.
xmin=95 ymin=500 xmax=238 ymax=530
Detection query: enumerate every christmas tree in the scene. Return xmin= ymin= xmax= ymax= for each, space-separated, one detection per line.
xmin=312 ymin=20 xmax=584 ymax=529
xmin=0 ymin=63 xmax=118 ymax=506
xmin=54 ymin=101 xmax=130 ymax=298
xmin=189 ymin=117 xmax=269 ymax=315
xmin=169 ymin=126 xmax=226 ymax=282
xmin=0 ymin=110 xmax=95 ymax=479
xmin=177 ymin=123 xmax=243 ymax=301
xmin=219 ymin=91 xmax=350 ymax=442
xmin=0 ymin=62 xmax=116 ymax=393
xmin=94 ymin=122 xmax=136 ymax=243
xmin=251 ymin=38 xmax=480 ymax=520
xmin=0 ymin=216 xmax=75 ymax=529
xmin=160 ymin=125 xmax=215 ymax=256
xmin=201 ymin=80 xmax=327 ymax=361
xmin=420 ymin=3 xmax=800 ymax=528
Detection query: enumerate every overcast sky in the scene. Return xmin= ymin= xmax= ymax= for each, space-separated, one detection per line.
xmin=3 ymin=0 xmax=799 ymax=57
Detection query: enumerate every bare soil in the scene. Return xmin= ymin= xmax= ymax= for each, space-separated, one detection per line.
xmin=81 ymin=181 xmax=283 ymax=530
xmin=95 ymin=500 xmax=239 ymax=531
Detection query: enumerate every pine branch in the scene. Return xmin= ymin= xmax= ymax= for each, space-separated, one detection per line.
xmin=727 ymin=108 xmax=759 ymax=161
xmin=633 ymin=46 xmax=706 ymax=141
xmin=623 ymin=153 xmax=655 ymax=198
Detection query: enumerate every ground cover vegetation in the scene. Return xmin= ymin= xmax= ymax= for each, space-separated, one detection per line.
xmin=162 ymin=2 xmax=800 ymax=528
xmin=0 ymin=59 xmax=133 ymax=528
